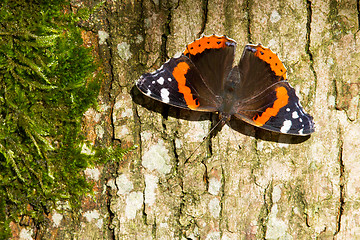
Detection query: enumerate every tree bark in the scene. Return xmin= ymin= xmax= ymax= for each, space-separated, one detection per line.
xmin=33 ymin=0 xmax=360 ymax=239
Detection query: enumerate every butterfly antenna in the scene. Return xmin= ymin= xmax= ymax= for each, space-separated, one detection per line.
xmin=184 ymin=116 xmax=227 ymax=164
xmin=229 ymin=120 xmax=242 ymax=150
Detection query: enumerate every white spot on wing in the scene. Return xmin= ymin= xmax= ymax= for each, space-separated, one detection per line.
xmin=157 ymin=77 xmax=164 ymax=85
xmin=152 ymin=81 xmax=155 ymax=84
xmin=286 ymin=108 xmax=290 ymax=112
xmin=299 ymin=118 xmax=303 ymax=123
xmin=160 ymin=88 xmax=170 ymax=103
xmin=298 ymin=129 xmax=304 ymax=135
xmin=292 ymin=111 xmax=299 ymax=119
xmin=146 ymin=89 xmax=151 ymax=96
xmin=168 ymin=78 xmax=172 ymax=82
xmin=280 ymin=120 xmax=292 ymax=133
xmin=136 ymin=76 xmax=143 ymax=84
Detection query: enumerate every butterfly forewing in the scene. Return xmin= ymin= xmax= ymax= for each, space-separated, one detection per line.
xmin=183 ymin=35 xmax=237 ymax=97
xmin=136 ymin=55 xmax=220 ymax=112
xmin=234 ymin=81 xmax=315 ymax=135
xmin=233 ymin=45 xmax=286 ymax=101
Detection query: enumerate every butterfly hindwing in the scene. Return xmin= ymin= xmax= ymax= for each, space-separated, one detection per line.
xmin=234 ymin=82 xmax=314 ymax=135
xmin=264 ymin=85 xmax=315 ymax=135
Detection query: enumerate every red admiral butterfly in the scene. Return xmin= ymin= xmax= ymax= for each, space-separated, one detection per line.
xmin=136 ymin=35 xmax=315 ymax=135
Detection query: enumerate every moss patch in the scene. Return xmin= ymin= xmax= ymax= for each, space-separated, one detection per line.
xmin=0 ymin=0 xmax=117 ymax=237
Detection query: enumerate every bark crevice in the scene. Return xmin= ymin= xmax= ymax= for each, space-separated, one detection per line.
xmin=219 ymin=164 xmax=226 ymax=238
xmin=334 ymin=141 xmax=345 ymax=236
xmin=160 ymin=3 xmax=173 ymax=62
xmin=258 ymin=182 xmax=273 ymax=239
xmin=106 ymin=186 xmax=116 ymax=240
xmin=305 ymin=0 xmax=318 ymax=103
xmin=199 ymin=0 xmax=209 ymax=36
xmin=245 ymin=0 xmax=253 ymax=43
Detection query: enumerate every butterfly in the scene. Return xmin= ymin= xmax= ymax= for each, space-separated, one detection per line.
xmin=136 ymin=35 xmax=315 ymax=135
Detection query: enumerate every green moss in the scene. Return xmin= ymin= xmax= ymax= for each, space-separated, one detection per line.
xmin=0 ymin=0 xmax=124 ymax=237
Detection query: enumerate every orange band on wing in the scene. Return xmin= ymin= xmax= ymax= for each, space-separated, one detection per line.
xmin=183 ymin=36 xmax=234 ymax=56
xmin=252 ymin=86 xmax=289 ymax=126
xmin=254 ymin=45 xmax=287 ymax=79
xmin=172 ymin=62 xmax=200 ymax=110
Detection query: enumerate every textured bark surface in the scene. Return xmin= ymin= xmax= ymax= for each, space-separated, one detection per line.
xmin=26 ymin=0 xmax=360 ymax=239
